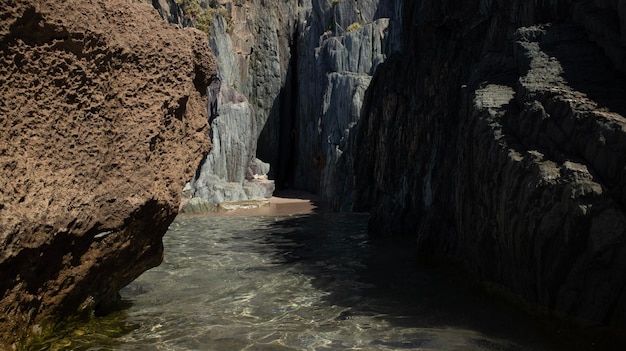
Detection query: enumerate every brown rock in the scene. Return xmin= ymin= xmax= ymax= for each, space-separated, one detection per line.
xmin=0 ymin=0 xmax=214 ymax=347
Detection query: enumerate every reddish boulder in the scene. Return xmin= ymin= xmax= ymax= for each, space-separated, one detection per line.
xmin=0 ymin=0 xmax=214 ymax=347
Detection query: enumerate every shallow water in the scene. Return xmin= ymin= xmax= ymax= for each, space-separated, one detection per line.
xmin=30 ymin=213 xmax=611 ymax=350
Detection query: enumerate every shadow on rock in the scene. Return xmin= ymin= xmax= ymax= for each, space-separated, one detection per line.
xmin=258 ymin=212 xmax=610 ymax=351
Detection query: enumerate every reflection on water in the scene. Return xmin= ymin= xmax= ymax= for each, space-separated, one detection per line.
xmin=28 ymin=213 xmax=615 ymax=350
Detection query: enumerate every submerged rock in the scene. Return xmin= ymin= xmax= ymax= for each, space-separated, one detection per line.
xmin=0 ymin=0 xmax=214 ymax=347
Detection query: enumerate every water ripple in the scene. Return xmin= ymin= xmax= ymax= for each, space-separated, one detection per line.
xmin=27 ymin=213 xmax=609 ymax=350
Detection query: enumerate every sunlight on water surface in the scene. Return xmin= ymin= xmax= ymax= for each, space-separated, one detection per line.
xmin=28 ymin=213 xmax=602 ymax=350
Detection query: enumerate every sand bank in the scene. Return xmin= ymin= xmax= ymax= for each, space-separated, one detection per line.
xmin=178 ymin=190 xmax=323 ymax=218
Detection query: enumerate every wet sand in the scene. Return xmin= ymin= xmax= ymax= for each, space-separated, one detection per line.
xmin=178 ymin=190 xmax=323 ymax=218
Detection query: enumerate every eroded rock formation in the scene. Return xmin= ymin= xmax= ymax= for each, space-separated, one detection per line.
xmin=138 ymin=0 xmax=626 ymax=330
xmin=149 ymin=1 xmax=402 ymax=211
xmin=170 ymin=0 xmax=402 ymax=210
xmin=181 ymin=11 xmax=275 ymax=211
xmin=293 ymin=0 xmax=402 ymax=210
xmin=149 ymin=1 xmax=283 ymax=209
xmin=0 ymin=0 xmax=214 ymax=347
xmin=182 ymin=82 xmax=274 ymax=213
xmin=354 ymin=0 xmax=626 ymax=328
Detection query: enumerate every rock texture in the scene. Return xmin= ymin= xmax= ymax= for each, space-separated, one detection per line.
xmin=146 ymin=0 xmax=626 ymax=329
xmin=143 ymin=0 xmax=185 ymax=26
xmin=148 ymin=0 xmax=403 ymax=210
xmin=229 ymin=0 xmax=298 ymax=165
xmin=354 ymin=0 xmax=626 ymax=328
xmin=0 ymin=0 xmax=214 ymax=347
xmin=183 ymin=82 xmax=274 ymax=211
xmin=457 ymin=24 xmax=626 ymax=327
xmin=293 ymin=0 xmax=402 ymax=209
xmin=148 ymin=1 xmax=281 ymax=209
xmin=208 ymin=0 xmax=298 ymax=201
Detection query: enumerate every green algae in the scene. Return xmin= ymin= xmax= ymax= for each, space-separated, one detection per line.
xmin=20 ymin=307 xmax=138 ymax=351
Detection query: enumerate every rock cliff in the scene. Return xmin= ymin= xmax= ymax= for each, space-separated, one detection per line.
xmin=0 ymin=0 xmax=214 ymax=347
xmin=182 ymin=10 xmax=275 ymax=210
xmin=144 ymin=0 xmax=399 ymax=212
xmin=293 ymin=0 xmax=402 ymax=210
xmin=182 ymin=82 xmax=274 ymax=212
xmin=156 ymin=0 xmax=402 ymax=211
xmin=148 ymin=1 xmax=284 ymax=209
xmin=355 ymin=0 xmax=626 ymax=328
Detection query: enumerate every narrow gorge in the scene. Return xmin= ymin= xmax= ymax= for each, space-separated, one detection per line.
xmin=165 ymin=0 xmax=626 ymax=331
xmin=2 ymin=0 xmax=626 ymax=349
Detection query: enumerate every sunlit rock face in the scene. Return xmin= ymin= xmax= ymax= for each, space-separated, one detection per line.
xmin=0 ymin=0 xmax=214 ymax=347
xmin=355 ymin=0 xmax=626 ymax=328
xmin=182 ymin=13 xmax=275 ymax=210
xmin=147 ymin=0 xmax=403 ymax=211
xmin=184 ymin=82 xmax=275 ymax=211
xmin=149 ymin=1 xmax=283 ymax=208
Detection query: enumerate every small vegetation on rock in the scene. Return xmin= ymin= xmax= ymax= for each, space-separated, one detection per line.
xmin=176 ymin=0 xmax=230 ymax=35
xmin=346 ymin=22 xmax=362 ymax=32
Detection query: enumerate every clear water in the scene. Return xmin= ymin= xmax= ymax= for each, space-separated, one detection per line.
xmin=31 ymin=213 xmax=610 ymax=350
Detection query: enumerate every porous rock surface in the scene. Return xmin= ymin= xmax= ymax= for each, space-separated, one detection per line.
xmin=0 ymin=0 xmax=214 ymax=346
xmin=354 ymin=0 xmax=626 ymax=327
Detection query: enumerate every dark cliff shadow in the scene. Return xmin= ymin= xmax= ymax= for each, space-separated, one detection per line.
xmin=540 ymin=26 xmax=626 ymax=117
xmin=257 ymin=212 xmax=623 ymax=351
xmin=256 ymin=24 xmax=299 ymax=191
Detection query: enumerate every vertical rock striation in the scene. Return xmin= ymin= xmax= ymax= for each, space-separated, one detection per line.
xmin=355 ymin=0 xmax=626 ymax=328
xmin=150 ymin=1 xmax=291 ymax=209
xmin=0 ymin=0 xmax=214 ymax=347
xmin=220 ymin=0 xmax=299 ymax=193
xmin=292 ymin=0 xmax=402 ymax=209
xmin=149 ymin=0 xmax=404 ymax=212
xmin=184 ymin=81 xmax=274 ymax=211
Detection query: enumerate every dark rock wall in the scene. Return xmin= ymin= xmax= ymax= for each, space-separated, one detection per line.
xmin=355 ymin=0 xmax=626 ymax=327
xmin=0 ymin=0 xmax=214 ymax=347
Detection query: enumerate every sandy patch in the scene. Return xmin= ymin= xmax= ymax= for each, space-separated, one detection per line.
xmin=178 ymin=190 xmax=323 ymax=218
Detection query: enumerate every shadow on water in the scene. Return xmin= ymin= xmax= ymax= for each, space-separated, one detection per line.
xmin=25 ymin=208 xmax=626 ymax=350
xmin=260 ymin=212 xmax=626 ymax=351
